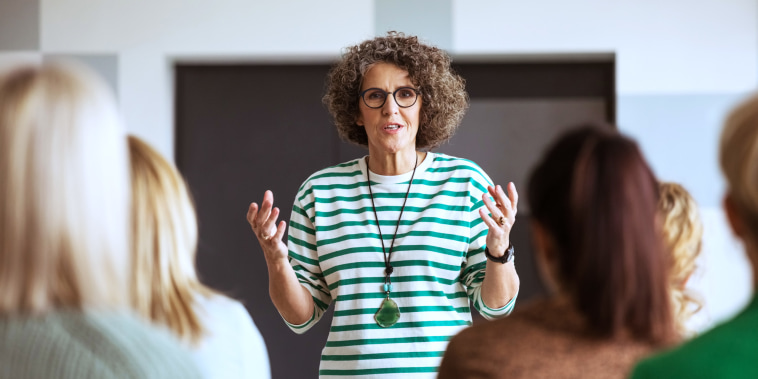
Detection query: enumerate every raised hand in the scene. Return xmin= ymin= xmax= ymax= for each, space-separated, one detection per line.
xmin=479 ymin=183 xmax=518 ymax=256
xmin=247 ymin=190 xmax=289 ymax=263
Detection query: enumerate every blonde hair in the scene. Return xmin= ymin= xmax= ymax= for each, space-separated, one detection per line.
xmin=720 ymin=93 xmax=758 ymax=244
xmin=0 ymin=61 xmax=130 ymax=313
xmin=128 ymin=135 xmax=216 ymax=345
xmin=658 ymin=182 xmax=703 ymax=336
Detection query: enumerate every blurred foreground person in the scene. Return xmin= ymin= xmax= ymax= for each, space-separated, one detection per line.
xmin=658 ymin=181 xmax=703 ymax=337
xmin=129 ymin=135 xmax=271 ymax=378
xmin=631 ymin=94 xmax=758 ymax=378
xmin=0 ymin=62 xmax=200 ymax=379
xmin=438 ymin=125 xmax=676 ymax=379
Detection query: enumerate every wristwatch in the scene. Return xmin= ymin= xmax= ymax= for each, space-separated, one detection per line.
xmin=485 ymin=243 xmax=515 ymax=264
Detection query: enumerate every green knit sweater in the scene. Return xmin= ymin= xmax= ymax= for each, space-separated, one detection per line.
xmin=631 ymin=294 xmax=758 ymax=379
xmin=0 ymin=310 xmax=201 ymax=379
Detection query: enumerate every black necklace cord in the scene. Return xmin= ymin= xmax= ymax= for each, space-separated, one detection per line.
xmin=366 ymin=153 xmax=419 ymax=288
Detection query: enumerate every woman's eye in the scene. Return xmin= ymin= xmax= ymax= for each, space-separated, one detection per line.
xmin=397 ymin=89 xmax=415 ymax=98
xmin=365 ymin=90 xmax=383 ymax=100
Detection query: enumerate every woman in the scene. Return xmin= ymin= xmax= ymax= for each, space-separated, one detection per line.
xmin=129 ymin=135 xmax=270 ymax=378
xmin=631 ymin=93 xmax=758 ymax=378
xmin=246 ymin=32 xmax=520 ymax=377
xmin=658 ymin=181 xmax=703 ymax=336
xmin=0 ymin=62 xmax=200 ymax=378
xmin=438 ymin=125 xmax=677 ymax=379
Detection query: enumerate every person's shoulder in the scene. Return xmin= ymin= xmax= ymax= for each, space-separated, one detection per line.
xmin=297 ymin=157 xmax=365 ymax=193
xmin=427 ymin=153 xmax=491 ymax=182
xmin=455 ymin=298 xmax=570 ymax=345
xmin=429 ymin=152 xmax=483 ymax=170
xmin=0 ymin=310 xmax=201 ymax=379
xmin=630 ymin=341 xmax=704 ymax=379
xmin=452 ymin=304 xmax=531 ymax=345
xmin=85 ymin=311 xmax=199 ymax=364
xmin=192 ymin=294 xmax=267 ymax=368
xmin=631 ymin=313 xmax=758 ymax=378
xmin=196 ymin=294 xmax=255 ymax=328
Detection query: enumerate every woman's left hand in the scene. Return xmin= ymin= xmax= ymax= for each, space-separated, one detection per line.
xmin=479 ymin=182 xmax=518 ymax=256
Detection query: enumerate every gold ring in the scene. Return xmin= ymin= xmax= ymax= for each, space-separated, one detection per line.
xmin=496 ymin=216 xmax=505 ymax=226
xmin=261 ymin=232 xmax=272 ymax=240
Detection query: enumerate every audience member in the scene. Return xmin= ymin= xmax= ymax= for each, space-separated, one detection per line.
xmin=631 ymin=94 xmax=758 ymax=378
xmin=438 ymin=125 xmax=676 ymax=379
xmin=0 ymin=62 xmax=200 ymax=378
xmin=129 ymin=135 xmax=271 ymax=379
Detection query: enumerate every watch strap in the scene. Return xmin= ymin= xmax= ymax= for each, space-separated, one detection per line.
xmin=485 ymin=243 xmax=514 ymax=264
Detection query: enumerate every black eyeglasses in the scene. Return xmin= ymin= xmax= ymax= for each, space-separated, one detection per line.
xmin=359 ymin=87 xmax=420 ymax=109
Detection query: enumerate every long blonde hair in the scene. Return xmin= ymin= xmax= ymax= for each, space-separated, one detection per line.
xmin=658 ymin=182 xmax=703 ymax=336
xmin=0 ymin=62 xmax=130 ymax=313
xmin=128 ymin=135 xmax=215 ymax=345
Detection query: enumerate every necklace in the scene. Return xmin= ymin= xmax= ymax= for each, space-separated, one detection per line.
xmin=366 ymin=153 xmax=418 ymax=328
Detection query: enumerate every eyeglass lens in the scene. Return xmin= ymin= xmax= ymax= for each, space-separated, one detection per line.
xmin=362 ymin=88 xmax=418 ymax=108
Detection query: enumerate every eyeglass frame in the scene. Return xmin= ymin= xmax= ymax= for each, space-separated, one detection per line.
xmin=358 ymin=87 xmax=421 ymax=109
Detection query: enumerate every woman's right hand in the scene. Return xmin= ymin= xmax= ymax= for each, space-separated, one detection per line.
xmin=247 ymin=190 xmax=314 ymax=324
xmin=247 ymin=190 xmax=288 ymax=264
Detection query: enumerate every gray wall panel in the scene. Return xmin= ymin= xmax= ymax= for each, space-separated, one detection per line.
xmin=44 ymin=54 xmax=119 ymax=96
xmin=374 ymin=0 xmax=452 ymax=50
xmin=0 ymin=0 xmax=39 ymax=50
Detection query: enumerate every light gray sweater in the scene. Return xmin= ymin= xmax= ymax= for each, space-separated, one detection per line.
xmin=0 ymin=310 xmax=201 ymax=379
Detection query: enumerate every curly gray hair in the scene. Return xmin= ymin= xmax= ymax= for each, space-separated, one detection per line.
xmin=322 ymin=32 xmax=469 ymax=150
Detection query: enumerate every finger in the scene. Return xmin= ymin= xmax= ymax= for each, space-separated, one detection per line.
xmin=256 ymin=190 xmax=274 ymax=227
xmin=273 ymin=220 xmax=287 ymax=242
xmin=479 ymin=207 xmax=500 ymax=231
xmin=247 ymin=202 xmax=259 ymax=226
xmin=508 ymin=182 xmax=519 ymax=211
xmin=261 ymin=207 xmax=281 ymax=238
xmin=490 ymin=185 xmax=513 ymax=215
xmin=482 ymin=193 xmax=503 ymax=219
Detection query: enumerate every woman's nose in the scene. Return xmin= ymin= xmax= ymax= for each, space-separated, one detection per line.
xmin=382 ymin=94 xmax=399 ymax=114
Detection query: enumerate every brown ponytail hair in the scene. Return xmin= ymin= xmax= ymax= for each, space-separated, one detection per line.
xmin=528 ymin=125 xmax=675 ymax=344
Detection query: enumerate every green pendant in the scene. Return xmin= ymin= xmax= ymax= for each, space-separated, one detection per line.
xmin=374 ymin=297 xmax=401 ymax=327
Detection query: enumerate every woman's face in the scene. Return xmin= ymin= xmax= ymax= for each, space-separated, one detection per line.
xmin=356 ymin=62 xmax=421 ymax=156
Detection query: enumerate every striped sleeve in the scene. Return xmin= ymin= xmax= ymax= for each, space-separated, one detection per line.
xmin=283 ymin=180 xmax=332 ymax=334
xmin=459 ymin=163 xmax=517 ymax=320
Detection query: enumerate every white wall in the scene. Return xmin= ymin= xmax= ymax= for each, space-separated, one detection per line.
xmin=41 ymin=0 xmax=374 ymax=159
xmin=453 ymin=0 xmax=757 ymax=94
xmin=33 ymin=0 xmax=758 ymax=330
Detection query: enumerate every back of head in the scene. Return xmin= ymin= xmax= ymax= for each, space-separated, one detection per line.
xmin=720 ymin=93 xmax=758 ymax=244
xmin=527 ymin=124 xmax=674 ymax=344
xmin=658 ymin=182 xmax=703 ymax=335
xmin=0 ymin=61 xmax=129 ymax=313
xmin=128 ymin=135 xmax=211 ymax=345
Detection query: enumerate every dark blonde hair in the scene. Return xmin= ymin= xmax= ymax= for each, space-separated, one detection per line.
xmin=128 ymin=135 xmax=216 ymax=345
xmin=658 ymin=182 xmax=703 ymax=336
xmin=720 ymin=93 xmax=758 ymax=243
xmin=528 ymin=125 xmax=675 ymax=344
xmin=323 ymin=31 xmax=468 ymax=150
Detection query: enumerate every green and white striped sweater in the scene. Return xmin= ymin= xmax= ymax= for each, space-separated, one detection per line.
xmin=285 ymin=152 xmax=517 ymax=378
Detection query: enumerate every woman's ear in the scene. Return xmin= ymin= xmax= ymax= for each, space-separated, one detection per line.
xmin=356 ymin=113 xmax=364 ymax=127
